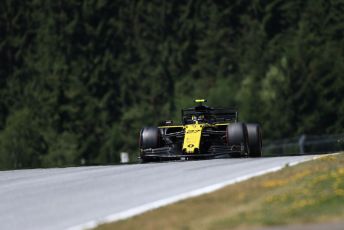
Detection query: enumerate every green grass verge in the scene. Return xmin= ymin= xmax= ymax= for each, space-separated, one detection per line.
xmin=96 ymin=153 xmax=344 ymax=230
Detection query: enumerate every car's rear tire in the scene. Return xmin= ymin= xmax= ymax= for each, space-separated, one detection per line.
xmin=246 ymin=123 xmax=262 ymax=157
xmin=226 ymin=122 xmax=249 ymax=157
xmin=139 ymin=127 xmax=161 ymax=162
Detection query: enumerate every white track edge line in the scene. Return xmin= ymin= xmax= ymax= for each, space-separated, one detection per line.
xmin=68 ymin=153 xmax=340 ymax=230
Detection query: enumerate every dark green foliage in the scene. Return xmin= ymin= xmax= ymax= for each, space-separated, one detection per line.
xmin=0 ymin=0 xmax=343 ymax=169
xmin=0 ymin=108 xmax=47 ymax=169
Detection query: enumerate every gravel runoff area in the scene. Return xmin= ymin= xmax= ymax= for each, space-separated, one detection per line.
xmin=256 ymin=221 xmax=344 ymax=230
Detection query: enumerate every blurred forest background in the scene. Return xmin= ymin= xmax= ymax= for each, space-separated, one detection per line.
xmin=0 ymin=0 xmax=343 ymax=169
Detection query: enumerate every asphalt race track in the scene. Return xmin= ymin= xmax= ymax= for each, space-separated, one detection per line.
xmin=0 ymin=155 xmax=322 ymax=230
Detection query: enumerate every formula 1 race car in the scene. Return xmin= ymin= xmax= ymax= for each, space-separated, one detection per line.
xmin=139 ymin=99 xmax=262 ymax=162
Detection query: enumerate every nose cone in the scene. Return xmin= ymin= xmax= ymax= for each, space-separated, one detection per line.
xmin=183 ymin=124 xmax=203 ymax=154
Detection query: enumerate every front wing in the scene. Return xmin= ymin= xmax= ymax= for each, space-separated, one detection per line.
xmin=140 ymin=144 xmax=245 ymax=161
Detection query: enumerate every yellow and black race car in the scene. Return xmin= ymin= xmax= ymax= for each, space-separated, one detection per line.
xmin=139 ymin=99 xmax=262 ymax=162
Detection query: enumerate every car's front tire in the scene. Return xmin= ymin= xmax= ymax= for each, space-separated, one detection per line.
xmin=246 ymin=123 xmax=262 ymax=157
xmin=226 ymin=122 xmax=249 ymax=157
xmin=139 ymin=127 xmax=161 ymax=162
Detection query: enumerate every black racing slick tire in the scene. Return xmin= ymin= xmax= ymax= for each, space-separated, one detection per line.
xmin=139 ymin=127 xmax=161 ymax=163
xmin=226 ymin=122 xmax=249 ymax=157
xmin=246 ymin=123 xmax=262 ymax=157
xmin=140 ymin=127 xmax=161 ymax=149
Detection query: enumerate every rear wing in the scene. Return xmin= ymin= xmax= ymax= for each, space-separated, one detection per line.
xmin=181 ymin=107 xmax=238 ymax=124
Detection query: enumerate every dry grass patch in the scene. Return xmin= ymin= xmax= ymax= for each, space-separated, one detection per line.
xmin=96 ymin=153 xmax=344 ymax=230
